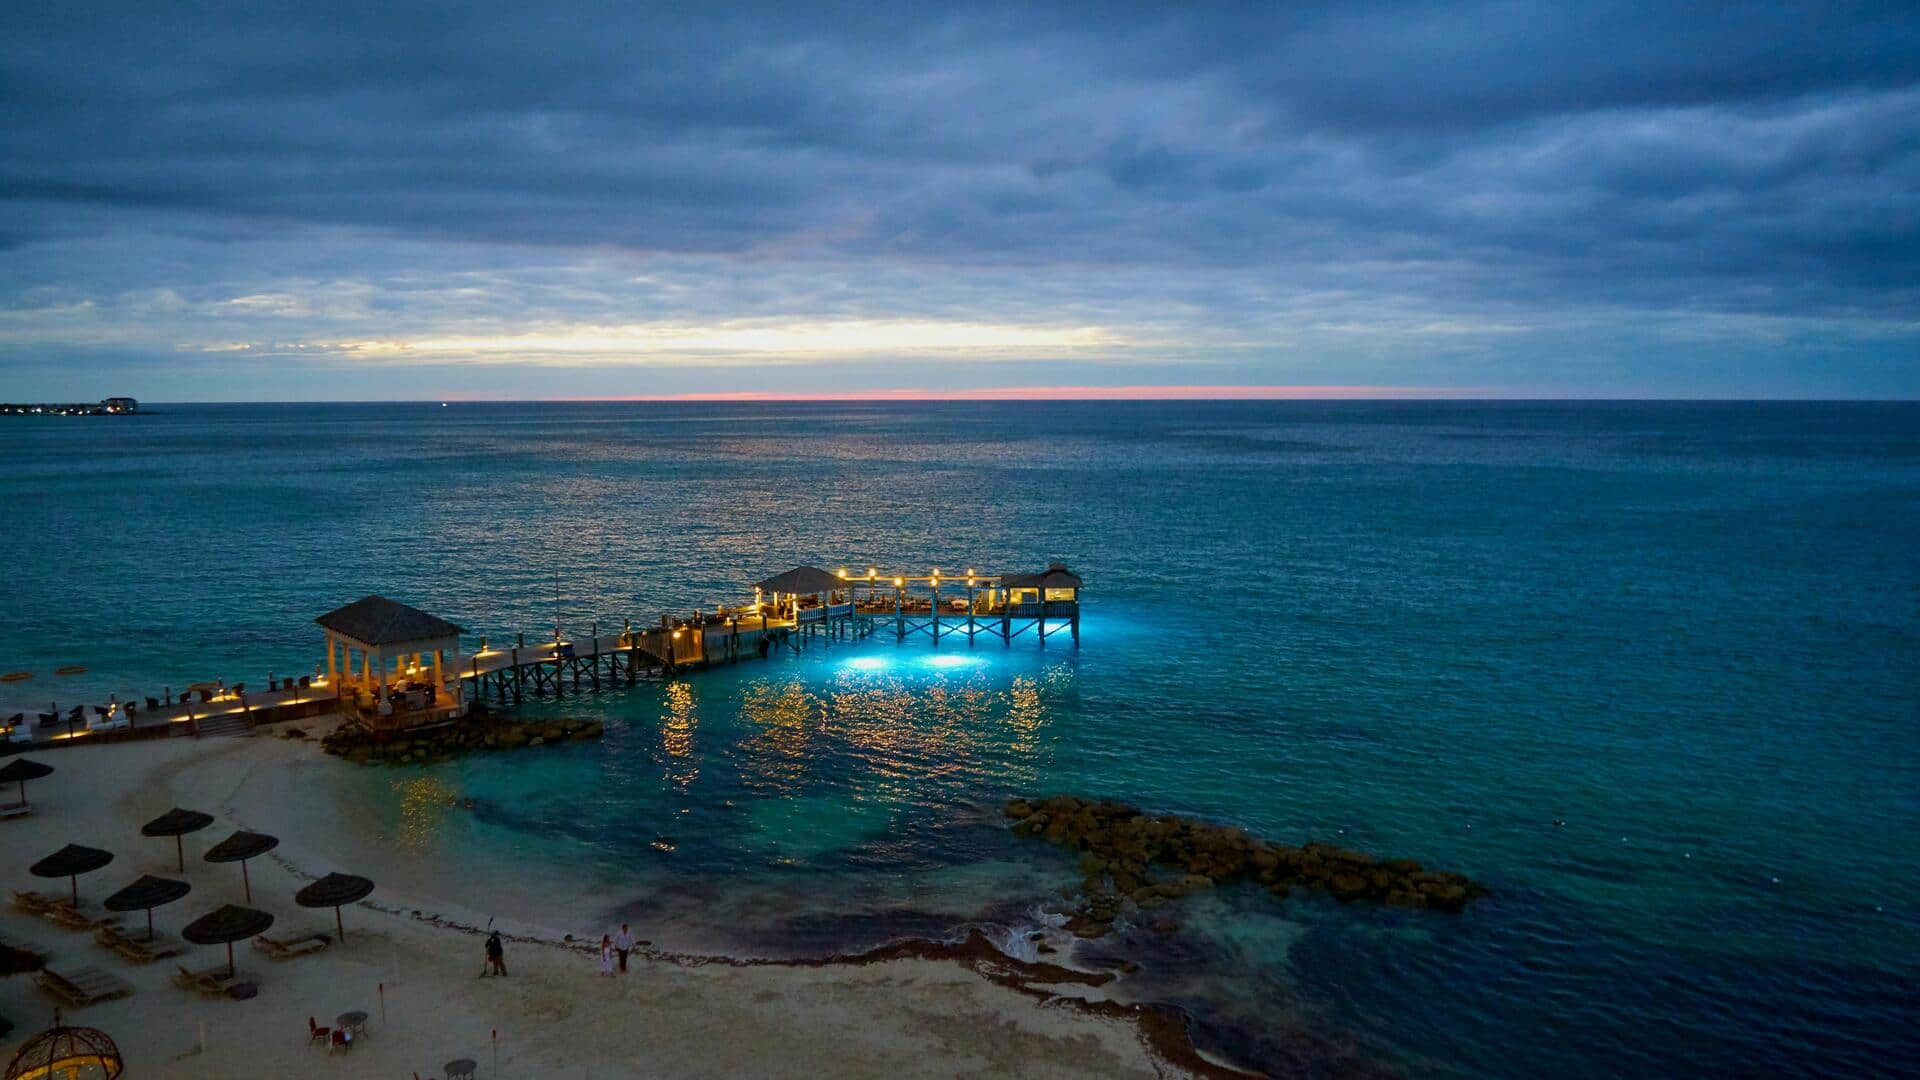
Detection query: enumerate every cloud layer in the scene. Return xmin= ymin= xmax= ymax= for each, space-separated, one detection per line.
xmin=3 ymin=2 xmax=1917 ymax=398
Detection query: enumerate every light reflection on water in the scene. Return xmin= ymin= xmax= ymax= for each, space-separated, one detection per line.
xmin=658 ymin=680 xmax=698 ymax=792
xmin=13 ymin=402 xmax=1913 ymax=1077
xmin=389 ymin=775 xmax=463 ymax=853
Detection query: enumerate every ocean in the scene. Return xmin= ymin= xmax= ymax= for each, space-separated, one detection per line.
xmin=2 ymin=400 xmax=1916 ymax=1076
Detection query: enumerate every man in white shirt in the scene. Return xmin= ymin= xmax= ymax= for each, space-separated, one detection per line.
xmin=614 ymin=923 xmax=634 ymax=973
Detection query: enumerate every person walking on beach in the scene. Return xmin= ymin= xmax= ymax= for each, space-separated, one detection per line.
xmin=615 ymin=923 xmax=633 ymax=973
xmin=485 ymin=930 xmax=507 ymax=977
xmin=599 ymin=934 xmax=615 ymax=977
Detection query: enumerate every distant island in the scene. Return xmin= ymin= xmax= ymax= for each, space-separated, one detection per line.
xmin=1 ymin=396 xmax=139 ymax=416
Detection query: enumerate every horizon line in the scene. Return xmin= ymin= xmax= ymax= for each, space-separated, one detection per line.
xmin=537 ymin=385 xmax=1474 ymax=402
xmin=31 ymin=386 xmax=1920 ymax=404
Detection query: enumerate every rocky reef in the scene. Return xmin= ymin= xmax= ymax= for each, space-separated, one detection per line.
xmin=318 ymin=715 xmax=604 ymax=765
xmin=1006 ymin=795 xmax=1487 ymax=938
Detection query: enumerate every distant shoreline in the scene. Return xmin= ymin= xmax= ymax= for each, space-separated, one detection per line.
xmin=1 ymin=398 xmax=140 ymax=416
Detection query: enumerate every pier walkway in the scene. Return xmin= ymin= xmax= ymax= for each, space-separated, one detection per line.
xmin=3 ymin=563 xmax=1081 ymax=751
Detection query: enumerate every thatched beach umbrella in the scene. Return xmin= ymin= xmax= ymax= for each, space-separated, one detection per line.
xmin=29 ymin=844 xmax=113 ymax=907
xmin=140 ymin=808 xmax=214 ymax=872
xmin=0 ymin=758 xmax=53 ymax=808
xmin=103 ymin=875 xmax=190 ymax=942
xmin=202 ymin=830 xmax=277 ymax=903
xmin=181 ymin=904 xmax=273 ymax=978
xmin=295 ymin=873 xmax=374 ymax=941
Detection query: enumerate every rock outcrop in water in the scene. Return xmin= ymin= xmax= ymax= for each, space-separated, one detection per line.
xmin=319 ymin=715 xmax=603 ymax=765
xmin=1006 ymin=795 xmax=1486 ymax=937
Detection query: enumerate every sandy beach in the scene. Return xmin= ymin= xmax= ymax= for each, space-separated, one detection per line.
xmin=0 ymin=732 xmax=1199 ymax=1079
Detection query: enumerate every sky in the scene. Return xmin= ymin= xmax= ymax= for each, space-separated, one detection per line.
xmin=2 ymin=2 xmax=1917 ymax=401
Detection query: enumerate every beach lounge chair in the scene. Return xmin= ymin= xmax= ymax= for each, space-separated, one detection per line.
xmin=35 ymin=965 xmax=133 ymax=1007
xmin=97 ymin=925 xmax=186 ymax=963
xmin=0 ymin=800 xmax=30 ymax=819
xmin=0 ymin=928 xmax=50 ymax=966
xmin=12 ymin=890 xmax=59 ymax=915
xmin=253 ymin=931 xmax=331 ymax=960
xmin=117 ymin=934 xmax=187 ymax=963
xmin=172 ymin=964 xmax=241 ymax=996
xmin=44 ymin=901 xmax=120 ymax=932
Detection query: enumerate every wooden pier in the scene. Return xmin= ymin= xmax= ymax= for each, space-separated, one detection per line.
xmin=3 ymin=562 xmax=1081 ymax=749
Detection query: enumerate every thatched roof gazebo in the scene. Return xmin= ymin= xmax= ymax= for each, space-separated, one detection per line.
xmin=753 ymin=566 xmax=851 ymax=620
xmin=317 ymin=594 xmax=468 ymax=722
xmin=29 ymin=845 xmax=113 ymax=907
xmin=4 ymin=1017 xmax=122 ymax=1080
xmin=999 ymin=561 xmax=1082 ymax=593
xmin=202 ymin=830 xmax=278 ymax=903
xmin=753 ymin=566 xmax=847 ymax=596
xmin=140 ymin=808 xmax=214 ymax=872
xmin=317 ymin=594 xmax=464 ymax=646
xmin=181 ymin=904 xmax=273 ymax=978
xmin=295 ymin=873 xmax=375 ymax=941
xmin=997 ymin=562 xmax=1083 ymax=644
xmin=0 ymin=759 xmax=53 ymax=810
xmin=103 ymin=875 xmax=190 ymax=942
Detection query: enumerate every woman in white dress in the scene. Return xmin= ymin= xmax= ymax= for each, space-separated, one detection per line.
xmin=599 ymin=934 xmax=614 ymax=976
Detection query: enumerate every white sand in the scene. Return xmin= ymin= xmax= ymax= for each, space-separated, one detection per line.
xmin=0 ymin=733 xmax=1179 ymax=1078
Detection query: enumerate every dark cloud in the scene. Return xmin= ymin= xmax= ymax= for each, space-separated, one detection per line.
xmin=0 ymin=2 xmax=1916 ymax=397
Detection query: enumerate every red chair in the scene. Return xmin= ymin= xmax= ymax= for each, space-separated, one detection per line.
xmin=330 ymin=1028 xmax=351 ymax=1054
xmin=308 ymin=1016 xmax=331 ymax=1047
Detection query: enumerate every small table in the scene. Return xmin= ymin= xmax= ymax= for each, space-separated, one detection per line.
xmin=336 ymin=1011 xmax=368 ymax=1036
xmin=445 ymin=1060 xmax=477 ymax=1080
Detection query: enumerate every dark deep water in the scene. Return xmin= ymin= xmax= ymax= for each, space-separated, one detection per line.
xmin=3 ymin=400 xmax=1916 ymax=1076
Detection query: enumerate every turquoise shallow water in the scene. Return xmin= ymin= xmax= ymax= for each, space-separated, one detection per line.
xmin=2 ymin=401 xmax=1917 ymax=1075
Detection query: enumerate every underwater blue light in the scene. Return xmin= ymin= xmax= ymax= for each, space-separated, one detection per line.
xmin=924 ymin=653 xmax=980 ymax=669
xmin=843 ymin=656 xmax=890 ymax=671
